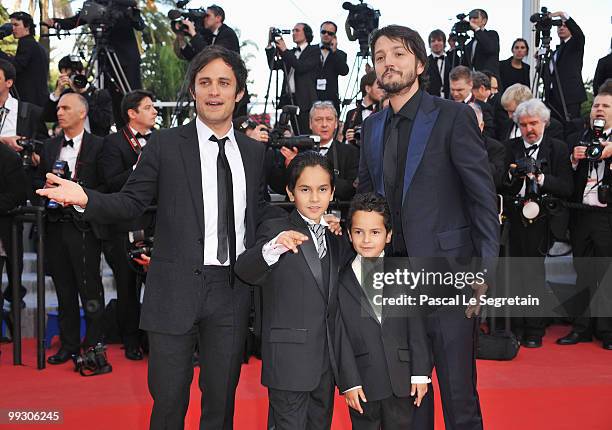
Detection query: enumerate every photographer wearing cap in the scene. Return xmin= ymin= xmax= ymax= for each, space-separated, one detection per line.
xmin=557 ymin=80 xmax=612 ymax=350
xmin=464 ymin=8 xmax=500 ymax=76
xmin=316 ymin=21 xmax=349 ymax=114
xmin=179 ymin=4 xmax=239 ymax=59
xmin=42 ymin=55 xmax=113 ymax=137
xmin=0 ymin=12 xmax=49 ymax=108
xmin=502 ymin=98 xmax=573 ymax=348
xmin=543 ymin=11 xmax=586 ymax=123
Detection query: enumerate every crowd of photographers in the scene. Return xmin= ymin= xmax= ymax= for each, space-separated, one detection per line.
xmin=0 ymin=2 xmax=611 ymax=370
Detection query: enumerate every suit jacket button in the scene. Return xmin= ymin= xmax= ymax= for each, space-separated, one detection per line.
xmin=194 ymin=269 xmax=202 ymax=276
xmin=197 ymin=238 xmax=204 ymax=245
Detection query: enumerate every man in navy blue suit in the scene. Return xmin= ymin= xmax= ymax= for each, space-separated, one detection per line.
xmin=358 ymin=25 xmax=499 ymax=430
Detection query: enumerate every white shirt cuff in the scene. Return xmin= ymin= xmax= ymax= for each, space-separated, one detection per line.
xmin=50 ymin=92 xmax=60 ymax=102
xmin=261 ymin=232 xmax=289 ymax=266
xmin=343 ymin=386 xmax=362 ymax=394
xmin=411 ymin=376 xmax=432 ymax=384
xmin=537 ymin=173 xmax=545 ymax=186
xmin=73 ymin=205 xmax=85 ymax=213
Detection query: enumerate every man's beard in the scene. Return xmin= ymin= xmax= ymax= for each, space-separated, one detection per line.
xmin=378 ymin=67 xmax=418 ymax=95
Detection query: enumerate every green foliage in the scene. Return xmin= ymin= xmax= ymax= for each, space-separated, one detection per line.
xmin=0 ymin=5 xmax=18 ymax=56
xmin=581 ymin=79 xmax=594 ymax=118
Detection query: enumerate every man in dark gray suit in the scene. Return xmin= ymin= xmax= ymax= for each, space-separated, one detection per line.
xmin=358 ymin=25 xmax=499 ymax=430
xmin=37 ymin=46 xmax=283 ymax=429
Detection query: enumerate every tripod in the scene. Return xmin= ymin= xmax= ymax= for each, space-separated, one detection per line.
xmin=449 ymin=32 xmax=470 ymax=70
xmin=339 ymin=51 xmax=369 ymax=126
xmin=263 ymin=45 xmax=299 ymax=133
xmin=84 ymin=25 xmax=132 ymax=96
xmin=531 ymin=30 xmax=570 ymax=123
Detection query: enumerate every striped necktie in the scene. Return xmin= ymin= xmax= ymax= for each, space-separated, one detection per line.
xmin=309 ymin=224 xmax=327 ymax=259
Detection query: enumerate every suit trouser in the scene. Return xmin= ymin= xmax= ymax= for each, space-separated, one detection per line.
xmin=46 ymin=221 xmax=105 ymax=352
xmin=412 ymin=308 xmax=481 ymax=430
xmin=349 ymin=394 xmax=415 ymax=430
xmin=508 ymin=212 xmax=549 ymax=338
xmin=0 ymin=221 xmax=25 ymax=303
xmin=570 ymin=211 xmax=612 ymax=340
xmin=267 ymin=367 xmax=335 ymax=430
xmin=147 ymin=266 xmax=250 ymax=430
xmin=102 ymin=234 xmax=141 ymax=347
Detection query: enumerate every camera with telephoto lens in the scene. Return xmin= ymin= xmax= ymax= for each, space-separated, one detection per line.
xmin=267 ymin=105 xmax=321 ymax=151
xmin=78 ymin=0 xmax=138 ymax=28
xmin=452 ymin=13 xmax=472 ymax=35
xmin=127 ymin=229 xmax=154 ymax=260
xmin=510 ymin=157 xmax=548 ymax=220
xmin=343 ymin=1 xmax=380 ymax=56
xmin=16 ymin=138 xmax=44 ymax=168
xmin=168 ymin=4 xmax=206 ymax=36
xmin=73 ymin=343 xmax=112 ymax=377
xmin=0 ymin=23 xmax=13 ymax=40
xmin=582 ymin=118 xmax=607 ymax=162
xmin=269 ymin=27 xmax=290 ymax=44
xmin=46 ymin=160 xmax=71 ymax=209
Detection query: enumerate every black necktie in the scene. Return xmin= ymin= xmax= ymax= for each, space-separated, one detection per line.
xmin=63 ymin=139 xmax=74 ymax=148
xmin=210 ymin=135 xmax=235 ymax=272
xmin=363 ymin=104 xmax=374 ymax=111
xmin=383 ymin=115 xmax=401 ymax=194
xmin=135 ymin=132 xmax=151 ymax=141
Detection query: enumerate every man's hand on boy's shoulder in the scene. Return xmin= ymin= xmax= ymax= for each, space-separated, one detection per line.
xmin=323 ymin=213 xmax=343 ymax=236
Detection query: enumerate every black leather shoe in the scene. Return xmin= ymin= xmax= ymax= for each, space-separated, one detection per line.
xmin=603 ymin=339 xmax=612 ymax=350
xmin=522 ymin=336 xmax=542 ymax=348
xmin=47 ymin=349 xmax=76 ymax=365
xmin=125 ymin=345 xmax=143 ymax=361
xmin=556 ymin=331 xmax=592 ymax=345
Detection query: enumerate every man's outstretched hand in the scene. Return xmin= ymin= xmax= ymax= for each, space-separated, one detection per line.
xmin=36 ymin=173 xmax=89 ymax=207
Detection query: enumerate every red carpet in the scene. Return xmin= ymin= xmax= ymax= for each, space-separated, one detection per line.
xmin=1 ymin=325 xmax=611 ymax=430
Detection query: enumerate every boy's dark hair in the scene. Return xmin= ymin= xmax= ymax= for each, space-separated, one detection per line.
xmin=0 ymin=59 xmax=17 ymax=82
xmin=347 ymin=193 xmax=392 ymax=232
xmin=287 ymin=151 xmax=335 ymax=192
xmin=360 ymin=71 xmax=377 ymax=96
xmin=369 ymin=25 xmax=429 ymax=89
xmin=10 ymin=12 xmax=35 ymax=36
xmin=428 ymin=29 xmax=446 ymax=45
xmin=187 ymin=46 xmax=247 ymax=96
xmin=121 ymin=90 xmax=155 ymax=125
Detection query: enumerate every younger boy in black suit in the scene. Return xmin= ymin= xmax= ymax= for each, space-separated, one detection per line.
xmin=235 ymin=151 xmax=347 ymax=430
xmin=336 ymin=193 xmax=432 ymax=429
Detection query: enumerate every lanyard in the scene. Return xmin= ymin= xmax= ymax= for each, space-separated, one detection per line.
xmin=121 ymin=127 xmax=142 ymax=155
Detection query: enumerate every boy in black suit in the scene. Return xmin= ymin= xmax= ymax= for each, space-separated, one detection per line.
xmin=235 ymin=151 xmax=345 ymax=430
xmin=337 ymin=193 xmax=431 ymax=429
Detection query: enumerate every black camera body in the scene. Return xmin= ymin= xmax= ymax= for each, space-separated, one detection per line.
xmin=512 ymin=156 xmax=546 ymax=178
xmin=342 ymin=1 xmax=380 ymax=56
xmin=168 ymin=8 xmax=206 ymax=35
xmin=267 ymin=105 xmax=320 ymax=151
xmin=73 ymin=343 xmax=112 ymax=377
xmin=581 ymin=118 xmax=607 ymax=162
xmin=530 ymin=6 xmax=562 ymax=47
xmin=0 ymin=23 xmax=13 ymax=40
xmin=71 ymin=74 xmax=88 ymax=89
xmin=269 ymin=27 xmax=290 ymax=44
xmin=80 ymin=0 xmax=137 ymax=28
xmin=17 ymin=138 xmax=44 ymax=168
xmin=46 ymin=160 xmax=71 ymax=209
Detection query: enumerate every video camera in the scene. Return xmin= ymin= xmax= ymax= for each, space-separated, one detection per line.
xmin=0 ymin=23 xmax=13 ymax=40
xmin=530 ymin=7 xmax=563 ymax=48
xmin=450 ymin=13 xmax=472 ymax=51
xmin=268 ymin=27 xmax=291 ymax=45
xmin=73 ymin=343 xmax=112 ymax=377
xmin=267 ymin=105 xmax=321 ymax=151
xmin=78 ymin=0 xmax=137 ymax=27
xmin=343 ymin=0 xmax=380 ymax=56
xmin=167 ymin=3 xmax=206 ymax=36
xmin=16 ymin=138 xmax=44 ymax=169
xmin=581 ymin=118 xmax=607 ymax=162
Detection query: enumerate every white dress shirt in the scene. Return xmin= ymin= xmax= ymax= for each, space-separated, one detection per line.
xmin=0 ymin=94 xmax=18 ymax=137
xmin=517 ymin=137 xmax=545 ymax=197
xmin=195 ymin=118 xmax=247 ymax=266
xmin=60 ymin=130 xmax=85 ymax=179
xmin=579 ymin=127 xmax=612 ymax=207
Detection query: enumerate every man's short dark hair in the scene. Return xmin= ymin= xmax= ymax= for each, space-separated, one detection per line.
xmin=9 ymin=11 xmax=35 ymax=36
xmin=469 ymin=9 xmax=488 ymax=21
xmin=360 ymin=71 xmax=377 ymax=96
xmin=598 ymin=79 xmax=612 ymax=97
xmin=121 ymin=90 xmax=155 ymax=125
xmin=369 ymin=25 xmax=429 ymax=89
xmin=298 ymin=23 xmax=314 ymax=44
xmin=58 ymin=55 xmax=84 ymax=73
xmin=428 ymin=29 xmax=446 ymax=45
xmin=471 ymin=71 xmax=490 ymax=90
xmin=347 ymin=193 xmax=392 ymax=233
xmin=187 ymin=46 xmax=247 ymax=96
xmin=450 ymin=65 xmax=472 ymax=82
xmin=287 ymin=152 xmax=335 ymax=192
xmin=321 ymin=21 xmax=338 ymax=33
xmin=207 ymin=5 xmax=225 ymax=22
xmin=0 ymin=59 xmax=17 ymax=82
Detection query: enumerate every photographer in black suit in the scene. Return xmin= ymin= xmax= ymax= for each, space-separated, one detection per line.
xmin=37 ymin=46 xmax=286 ymax=429
xmin=449 ymin=66 xmax=495 ymax=138
xmin=502 ymin=98 xmax=573 ymax=348
xmin=425 ymin=29 xmax=451 ymax=99
xmin=557 ymin=83 xmax=612 ymax=350
xmin=543 ymin=11 xmax=586 ymax=122
xmin=42 ymin=56 xmax=113 ymax=137
xmin=266 ymin=23 xmax=319 ymax=134
xmin=0 ymin=12 xmax=49 ymax=108
xmin=316 ymin=21 xmax=349 ymax=113
xmin=100 ymin=90 xmax=157 ymax=360
xmin=179 ymin=4 xmax=240 ymax=58
xmin=464 ymin=9 xmax=500 ymax=76
xmin=594 ymin=46 xmax=612 ymax=96
xmin=44 ymin=0 xmax=146 ymax=127
xmin=343 ymin=71 xmax=385 ymax=147
xmin=469 ymin=102 xmax=506 ymax=191
xmin=35 ymin=93 xmax=108 ymax=365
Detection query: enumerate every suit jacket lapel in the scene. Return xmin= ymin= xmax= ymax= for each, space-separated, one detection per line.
xmin=367 ymin=108 xmax=389 ymax=197
xmin=342 ymin=262 xmax=381 ymax=324
xmin=290 ymin=210 xmax=326 ymax=299
xmin=178 ymin=121 xmax=205 ymax=237
xmin=402 ymin=92 xmax=440 ymax=200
